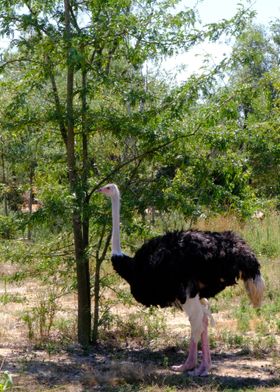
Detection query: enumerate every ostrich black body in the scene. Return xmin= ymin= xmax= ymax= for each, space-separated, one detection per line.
xmin=111 ymin=230 xmax=261 ymax=308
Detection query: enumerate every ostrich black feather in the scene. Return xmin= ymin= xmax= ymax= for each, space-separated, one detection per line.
xmin=112 ymin=230 xmax=261 ymax=308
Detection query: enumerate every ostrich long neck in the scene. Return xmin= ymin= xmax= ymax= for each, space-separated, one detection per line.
xmin=111 ymin=193 xmax=122 ymax=256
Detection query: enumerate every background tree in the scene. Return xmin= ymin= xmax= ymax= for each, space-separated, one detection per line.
xmin=223 ymin=23 xmax=280 ymax=204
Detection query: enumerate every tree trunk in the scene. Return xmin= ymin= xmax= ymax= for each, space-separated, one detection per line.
xmin=81 ymin=66 xmax=90 ymax=252
xmin=73 ymin=213 xmax=91 ymax=346
xmin=0 ymin=141 xmax=8 ymax=216
xmin=64 ymin=0 xmax=91 ymax=346
xmin=27 ymin=164 xmax=34 ymax=240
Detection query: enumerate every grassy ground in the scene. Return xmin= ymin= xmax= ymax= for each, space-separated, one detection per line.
xmin=0 ymin=213 xmax=279 ymax=391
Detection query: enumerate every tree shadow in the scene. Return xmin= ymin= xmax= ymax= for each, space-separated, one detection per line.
xmin=1 ymin=343 xmax=279 ymax=391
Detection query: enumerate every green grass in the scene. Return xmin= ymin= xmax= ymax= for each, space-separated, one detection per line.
xmin=241 ymin=213 xmax=280 ymax=259
xmin=0 ymin=292 xmax=25 ymax=304
xmin=0 ymin=371 xmax=13 ymax=391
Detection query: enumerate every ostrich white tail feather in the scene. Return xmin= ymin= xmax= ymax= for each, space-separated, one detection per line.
xmin=244 ymin=274 xmax=265 ymax=308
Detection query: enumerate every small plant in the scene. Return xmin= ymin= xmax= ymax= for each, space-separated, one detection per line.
xmin=162 ymin=355 xmax=169 ymax=368
xmin=251 ymin=335 xmax=278 ymax=356
xmin=260 ymin=242 xmax=278 ymax=258
xmin=235 ymin=303 xmax=251 ymax=333
xmin=0 ymin=371 xmax=13 ymax=391
xmin=219 ymin=330 xmax=246 ymax=349
xmin=54 ymin=317 xmax=77 ymax=342
xmin=255 ymin=319 xmax=269 ymax=335
xmin=21 ymin=291 xmax=58 ymax=343
xmin=0 ymin=278 xmax=25 ymax=305
xmin=0 ymin=292 xmax=25 ymax=305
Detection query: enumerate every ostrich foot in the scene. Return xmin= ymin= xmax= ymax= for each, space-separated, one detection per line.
xmin=188 ymin=358 xmax=211 ymax=377
xmin=171 ymin=360 xmax=197 ymax=373
xmin=188 ymin=363 xmax=210 ymax=377
xmin=171 ymin=339 xmax=197 ymax=372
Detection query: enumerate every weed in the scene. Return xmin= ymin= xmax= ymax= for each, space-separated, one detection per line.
xmin=250 ymin=335 xmax=278 ymax=356
xmin=217 ymin=330 xmax=246 ymax=349
xmin=54 ymin=316 xmax=77 ymax=342
xmin=0 ymin=277 xmax=25 ymax=305
xmin=0 ymin=371 xmax=13 ymax=391
xmin=0 ymin=292 xmax=25 ymax=305
xmin=162 ymin=355 xmax=169 ymax=368
xmin=21 ymin=291 xmax=58 ymax=343
xmin=233 ymin=298 xmax=252 ymax=333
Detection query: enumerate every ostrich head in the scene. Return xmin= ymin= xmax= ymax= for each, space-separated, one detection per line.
xmin=96 ymin=184 xmax=120 ymax=198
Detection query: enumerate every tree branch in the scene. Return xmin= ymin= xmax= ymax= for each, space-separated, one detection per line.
xmin=46 ymin=57 xmax=68 ymax=147
xmin=87 ymin=129 xmax=200 ymax=202
xmin=87 ymin=90 xmax=239 ymax=202
xmin=0 ymin=57 xmax=42 ymax=69
xmin=69 ymin=3 xmax=82 ymax=34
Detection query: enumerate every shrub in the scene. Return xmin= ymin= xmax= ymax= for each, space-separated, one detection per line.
xmin=0 ymin=215 xmax=17 ymax=239
xmin=21 ymin=291 xmax=58 ymax=343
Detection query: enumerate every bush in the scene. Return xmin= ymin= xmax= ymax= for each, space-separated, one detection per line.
xmin=0 ymin=215 xmax=18 ymax=239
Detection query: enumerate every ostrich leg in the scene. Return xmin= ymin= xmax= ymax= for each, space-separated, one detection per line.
xmin=188 ymin=314 xmax=212 ymax=376
xmin=172 ymin=295 xmax=203 ymax=372
xmin=172 ymin=296 xmax=212 ymax=376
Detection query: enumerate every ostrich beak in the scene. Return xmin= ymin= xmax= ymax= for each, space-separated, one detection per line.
xmin=96 ymin=186 xmax=108 ymax=194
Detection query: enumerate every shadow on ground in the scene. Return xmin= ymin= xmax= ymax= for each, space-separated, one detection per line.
xmin=1 ymin=343 xmax=280 ymax=391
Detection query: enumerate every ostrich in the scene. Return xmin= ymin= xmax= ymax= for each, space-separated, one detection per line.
xmin=97 ymin=184 xmax=265 ymax=376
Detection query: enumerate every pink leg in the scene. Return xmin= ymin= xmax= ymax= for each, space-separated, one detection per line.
xmin=171 ymin=338 xmax=197 ymax=372
xmin=188 ymin=315 xmax=212 ymax=376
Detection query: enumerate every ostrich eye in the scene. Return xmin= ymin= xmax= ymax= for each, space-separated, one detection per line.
xmin=106 ymin=186 xmax=110 ymax=190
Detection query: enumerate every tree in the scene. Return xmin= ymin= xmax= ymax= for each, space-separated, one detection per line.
xmin=0 ymin=0 xmax=254 ymax=345
xmin=226 ymin=24 xmax=280 ymax=202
